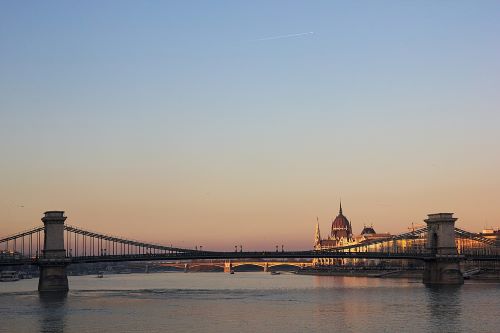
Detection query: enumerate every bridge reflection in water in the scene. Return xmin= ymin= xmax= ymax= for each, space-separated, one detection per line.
xmin=0 ymin=211 xmax=499 ymax=290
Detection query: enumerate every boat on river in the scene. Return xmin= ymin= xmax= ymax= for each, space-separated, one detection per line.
xmin=19 ymin=272 xmax=32 ymax=279
xmin=0 ymin=271 xmax=20 ymax=282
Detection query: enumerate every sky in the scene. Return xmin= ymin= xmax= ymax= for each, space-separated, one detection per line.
xmin=1 ymin=1 xmax=499 ymax=250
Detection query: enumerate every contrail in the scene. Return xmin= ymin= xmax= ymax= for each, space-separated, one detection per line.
xmin=257 ymin=31 xmax=314 ymax=41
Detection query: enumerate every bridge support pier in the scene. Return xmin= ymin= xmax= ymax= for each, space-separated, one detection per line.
xmin=224 ymin=261 xmax=232 ymax=273
xmin=38 ymin=211 xmax=70 ymax=292
xmin=38 ymin=263 xmax=69 ymax=292
xmin=422 ymin=213 xmax=463 ymax=285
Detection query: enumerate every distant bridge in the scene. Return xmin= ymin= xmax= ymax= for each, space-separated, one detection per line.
xmin=157 ymin=261 xmax=313 ymax=272
xmin=1 ymin=211 xmax=499 ymax=291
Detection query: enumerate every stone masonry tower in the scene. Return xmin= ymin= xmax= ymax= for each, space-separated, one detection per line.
xmin=38 ymin=211 xmax=70 ymax=292
xmin=422 ymin=213 xmax=463 ymax=285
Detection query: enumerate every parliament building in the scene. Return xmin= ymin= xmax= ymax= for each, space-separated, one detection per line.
xmin=313 ymin=202 xmax=391 ymax=266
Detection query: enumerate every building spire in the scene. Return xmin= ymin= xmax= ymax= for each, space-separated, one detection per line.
xmin=314 ymin=218 xmax=321 ymax=246
xmin=339 ymin=199 xmax=343 ymax=215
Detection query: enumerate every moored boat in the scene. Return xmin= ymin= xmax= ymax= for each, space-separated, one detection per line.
xmin=0 ymin=271 xmax=20 ymax=282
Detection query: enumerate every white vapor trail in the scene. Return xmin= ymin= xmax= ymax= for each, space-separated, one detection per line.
xmin=257 ymin=31 xmax=314 ymax=41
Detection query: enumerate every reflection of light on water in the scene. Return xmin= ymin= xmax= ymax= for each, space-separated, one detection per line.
xmin=311 ymin=275 xmax=425 ymax=331
xmin=425 ymin=285 xmax=463 ymax=332
xmin=0 ymin=273 xmax=498 ymax=332
xmin=38 ymin=292 xmax=68 ymax=333
xmin=312 ymin=275 xmax=416 ymax=289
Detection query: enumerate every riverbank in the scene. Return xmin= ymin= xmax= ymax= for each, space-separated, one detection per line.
xmin=467 ymin=270 xmax=500 ymax=281
xmin=295 ymin=268 xmax=500 ymax=280
xmin=296 ymin=267 xmax=422 ymax=278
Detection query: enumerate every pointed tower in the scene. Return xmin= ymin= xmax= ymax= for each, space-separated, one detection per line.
xmin=331 ymin=200 xmax=353 ymax=240
xmin=314 ymin=218 xmax=322 ymax=249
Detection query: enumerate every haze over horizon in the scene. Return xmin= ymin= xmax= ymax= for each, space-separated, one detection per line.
xmin=1 ymin=1 xmax=499 ymax=251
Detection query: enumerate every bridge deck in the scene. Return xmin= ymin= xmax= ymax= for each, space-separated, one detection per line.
xmin=7 ymin=251 xmax=500 ymax=266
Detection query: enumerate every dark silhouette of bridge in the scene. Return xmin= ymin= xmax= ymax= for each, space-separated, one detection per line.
xmin=1 ymin=211 xmax=498 ymax=291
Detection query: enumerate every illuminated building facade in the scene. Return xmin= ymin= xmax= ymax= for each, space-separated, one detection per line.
xmin=313 ymin=202 xmax=394 ymax=266
xmin=312 ymin=204 xmax=498 ymax=268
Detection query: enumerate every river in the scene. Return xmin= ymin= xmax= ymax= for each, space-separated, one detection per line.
xmin=1 ymin=273 xmax=499 ymax=332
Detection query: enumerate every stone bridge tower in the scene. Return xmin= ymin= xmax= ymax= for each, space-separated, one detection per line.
xmin=38 ymin=211 xmax=70 ymax=292
xmin=423 ymin=213 xmax=463 ymax=285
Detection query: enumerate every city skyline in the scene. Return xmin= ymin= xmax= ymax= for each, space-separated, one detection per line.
xmin=1 ymin=1 xmax=500 ymax=250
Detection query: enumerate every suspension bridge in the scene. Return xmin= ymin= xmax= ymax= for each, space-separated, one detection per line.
xmin=1 ymin=211 xmax=498 ymax=291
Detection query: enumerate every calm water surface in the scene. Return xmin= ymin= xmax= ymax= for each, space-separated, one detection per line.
xmin=1 ymin=273 xmax=499 ymax=333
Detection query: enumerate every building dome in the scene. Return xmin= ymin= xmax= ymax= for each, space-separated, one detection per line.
xmin=361 ymin=226 xmax=376 ymax=235
xmin=331 ymin=202 xmax=352 ymax=240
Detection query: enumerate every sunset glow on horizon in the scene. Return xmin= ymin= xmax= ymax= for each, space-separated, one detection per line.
xmin=1 ymin=1 xmax=499 ymax=251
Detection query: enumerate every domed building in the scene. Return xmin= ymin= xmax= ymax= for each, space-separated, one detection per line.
xmin=313 ymin=202 xmax=392 ymax=266
xmin=360 ymin=226 xmax=376 ymax=236
xmin=314 ymin=202 xmax=355 ymax=252
xmin=354 ymin=224 xmax=391 ymax=243
xmin=331 ymin=202 xmax=353 ymax=240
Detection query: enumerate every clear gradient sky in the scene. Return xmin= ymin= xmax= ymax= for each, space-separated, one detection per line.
xmin=1 ymin=1 xmax=499 ymax=250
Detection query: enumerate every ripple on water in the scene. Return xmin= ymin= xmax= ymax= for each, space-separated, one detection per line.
xmin=0 ymin=273 xmax=498 ymax=333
